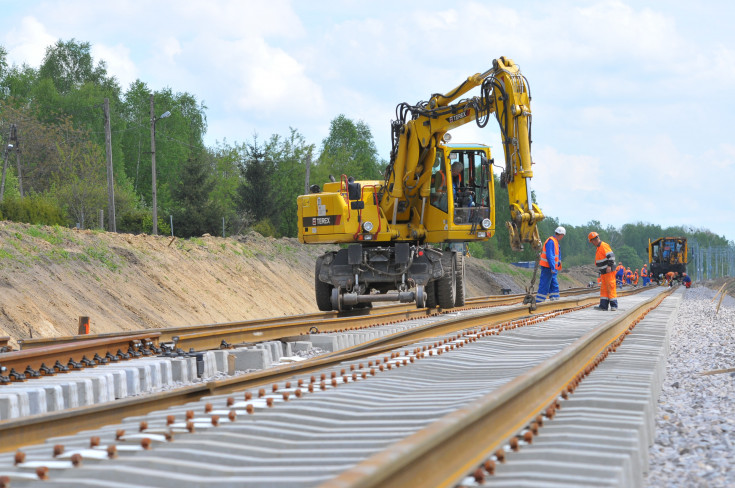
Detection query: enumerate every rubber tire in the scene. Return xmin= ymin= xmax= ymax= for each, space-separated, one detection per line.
xmin=425 ymin=280 xmax=437 ymax=309
xmin=454 ymin=252 xmax=466 ymax=307
xmin=436 ymin=252 xmax=456 ymax=309
xmin=315 ymin=256 xmax=333 ymax=311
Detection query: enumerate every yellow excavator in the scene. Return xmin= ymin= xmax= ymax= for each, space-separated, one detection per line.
xmin=298 ymin=56 xmax=544 ymax=311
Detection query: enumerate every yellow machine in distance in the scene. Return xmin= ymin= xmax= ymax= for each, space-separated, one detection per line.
xmin=298 ymin=57 xmax=544 ymax=311
xmin=648 ymin=237 xmax=688 ymax=283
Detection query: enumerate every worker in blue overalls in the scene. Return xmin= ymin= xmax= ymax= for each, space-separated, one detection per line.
xmin=536 ymin=227 xmax=565 ymax=303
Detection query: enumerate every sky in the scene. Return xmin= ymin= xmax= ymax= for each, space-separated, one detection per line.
xmin=2 ymin=0 xmax=734 ymax=243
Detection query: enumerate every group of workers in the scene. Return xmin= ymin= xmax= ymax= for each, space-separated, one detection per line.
xmin=536 ymin=230 xmax=692 ymax=311
xmin=614 ymin=263 xmax=650 ymax=287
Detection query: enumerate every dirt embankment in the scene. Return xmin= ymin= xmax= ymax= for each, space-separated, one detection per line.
xmin=0 ymin=221 xmax=596 ymax=349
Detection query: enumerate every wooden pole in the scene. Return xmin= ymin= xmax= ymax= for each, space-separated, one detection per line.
xmin=104 ymin=98 xmax=116 ymax=232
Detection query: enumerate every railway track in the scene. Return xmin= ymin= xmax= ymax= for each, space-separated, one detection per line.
xmin=0 ymin=285 xmax=676 ymax=487
xmin=1 ymin=287 xmax=599 ymax=381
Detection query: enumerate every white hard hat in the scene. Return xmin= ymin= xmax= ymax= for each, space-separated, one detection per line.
xmin=555 ymin=226 xmax=566 ymax=235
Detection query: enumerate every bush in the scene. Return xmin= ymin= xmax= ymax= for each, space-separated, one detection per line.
xmin=0 ymin=194 xmax=66 ymax=225
xmin=251 ymin=219 xmax=279 ymax=238
xmin=117 ymin=207 xmax=171 ymax=235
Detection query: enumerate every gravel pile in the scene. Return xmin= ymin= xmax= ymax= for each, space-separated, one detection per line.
xmin=647 ymin=286 xmax=735 ymax=487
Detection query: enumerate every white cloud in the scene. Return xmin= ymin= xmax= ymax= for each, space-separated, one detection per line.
xmin=4 ymin=16 xmax=56 ymax=67
xmin=91 ymin=43 xmax=138 ymax=89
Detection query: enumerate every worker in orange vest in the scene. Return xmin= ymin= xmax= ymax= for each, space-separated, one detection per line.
xmin=615 ymin=263 xmax=625 ymax=287
xmin=536 ymin=227 xmax=566 ymax=303
xmin=589 ymin=232 xmax=617 ymax=311
xmin=641 ymin=264 xmax=650 ymax=286
xmin=665 ymin=271 xmax=676 ymax=286
xmin=625 ymin=267 xmax=633 ymax=285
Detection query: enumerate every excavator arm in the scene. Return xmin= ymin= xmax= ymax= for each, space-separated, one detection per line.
xmin=382 ymin=56 xmax=543 ymax=251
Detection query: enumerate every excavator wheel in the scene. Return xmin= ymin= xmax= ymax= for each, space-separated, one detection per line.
xmin=437 ymin=252 xmax=456 ymax=309
xmin=315 ymin=256 xmax=333 ymax=311
xmin=425 ymin=281 xmax=437 ymax=309
xmin=454 ymin=252 xmax=466 ymax=307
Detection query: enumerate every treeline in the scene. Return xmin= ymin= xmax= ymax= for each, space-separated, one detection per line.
xmin=0 ymin=39 xmax=732 ymax=266
xmin=0 ymin=39 xmax=384 ymax=238
xmin=468 ymin=216 xmax=734 ymax=272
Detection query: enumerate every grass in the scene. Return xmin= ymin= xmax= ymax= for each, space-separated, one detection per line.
xmin=84 ymin=245 xmax=120 ymax=271
xmin=25 ymin=224 xmax=65 ymax=245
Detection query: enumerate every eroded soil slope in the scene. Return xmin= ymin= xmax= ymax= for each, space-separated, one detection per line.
xmin=0 ymin=222 xmax=595 ymax=349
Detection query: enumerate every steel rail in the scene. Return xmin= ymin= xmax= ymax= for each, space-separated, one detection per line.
xmin=0 ymin=333 xmax=161 ymax=377
xmin=0 ymin=287 xmax=641 ymax=453
xmin=0 ymin=287 xmax=611 ymax=385
xmin=16 ymin=287 xmax=597 ymax=350
xmin=321 ymin=287 xmax=675 ymax=488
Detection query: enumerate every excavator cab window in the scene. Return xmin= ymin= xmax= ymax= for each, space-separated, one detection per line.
xmin=448 ymin=149 xmax=491 ymax=225
xmin=429 ymin=148 xmax=491 ymax=225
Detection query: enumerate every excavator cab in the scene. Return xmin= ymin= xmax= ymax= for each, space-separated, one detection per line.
xmin=425 ymin=143 xmax=495 ymax=242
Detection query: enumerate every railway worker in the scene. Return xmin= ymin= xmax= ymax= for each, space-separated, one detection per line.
xmin=625 ymin=267 xmax=633 ymax=285
xmin=588 ymin=232 xmax=618 ymax=311
xmin=633 ymin=269 xmax=639 ymax=286
xmin=536 ymin=226 xmax=566 ymax=303
xmin=682 ymin=272 xmax=692 ymax=288
xmin=641 ymin=264 xmax=650 ymax=286
xmin=615 ymin=263 xmax=625 ymax=288
xmin=665 ymin=271 xmax=676 ymax=286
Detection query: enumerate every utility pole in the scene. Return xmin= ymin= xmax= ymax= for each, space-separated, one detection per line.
xmin=0 ymin=141 xmax=11 ymax=202
xmin=9 ymin=124 xmax=22 ymax=198
xmin=103 ymin=98 xmax=116 ymax=232
xmin=150 ymin=95 xmax=158 ymax=236
xmin=149 ymin=96 xmax=171 ymax=237
xmin=304 ymin=149 xmax=312 ymax=195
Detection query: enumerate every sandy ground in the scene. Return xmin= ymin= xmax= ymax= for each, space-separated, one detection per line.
xmin=0 ymin=221 xmax=596 ymax=349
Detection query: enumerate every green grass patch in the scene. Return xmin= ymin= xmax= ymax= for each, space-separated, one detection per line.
xmin=46 ymin=248 xmax=71 ymax=263
xmin=25 ymin=224 xmax=64 ymax=245
xmin=84 ymin=245 xmax=119 ymax=271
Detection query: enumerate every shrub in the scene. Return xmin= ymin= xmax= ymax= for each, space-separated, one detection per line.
xmin=0 ymin=195 xmax=66 ymax=225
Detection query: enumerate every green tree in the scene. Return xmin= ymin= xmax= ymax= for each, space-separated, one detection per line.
xmin=52 ymin=137 xmax=108 ymax=228
xmin=312 ymin=115 xmax=383 ymax=184
xmin=616 ymin=244 xmax=643 ymax=271
xmin=37 ymin=39 xmax=112 ymax=96
xmin=170 ymin=154 xmax=221 ymax=237
xmin=237 ymin=136 xmax=275 ymax=229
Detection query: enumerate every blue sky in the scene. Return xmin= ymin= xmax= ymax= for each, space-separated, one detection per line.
xmin=2 ymin=0 xmax=734 ymax=243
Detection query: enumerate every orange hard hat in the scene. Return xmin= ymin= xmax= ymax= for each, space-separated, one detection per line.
xmin=588 ymin=231 xmax=599 ymax=241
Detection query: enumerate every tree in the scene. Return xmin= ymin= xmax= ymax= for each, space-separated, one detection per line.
xmin=237 ymin=136 xmax=275 ymax=229
xmin=312 ymin=115 xmax=383 ymax=184
xmin=37 ymin=39 xmax=112 ymax=96
xmin=52 ymin=137 xmax=108 ymax=229
xmin=170 ymin=154 xmax=221 ymax=237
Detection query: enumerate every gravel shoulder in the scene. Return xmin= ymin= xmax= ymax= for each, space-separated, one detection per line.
xmin=646 ymin=286 xmax=735 ymax=487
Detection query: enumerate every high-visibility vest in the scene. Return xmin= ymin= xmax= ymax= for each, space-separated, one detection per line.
xmin=539 ymin=236 xmax=561 ymax=270
xmin=641 ymin=267 xmax=648 ymax=277
xmin=595 ymin=241 xmax=614 ymax=272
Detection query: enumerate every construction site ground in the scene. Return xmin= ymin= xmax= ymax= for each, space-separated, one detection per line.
xmin=0 ymin=221 xmax=599 ymax=350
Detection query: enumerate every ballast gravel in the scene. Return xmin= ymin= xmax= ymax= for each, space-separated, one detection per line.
xmin=646 ymin=286 xmax=735 ymax=487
